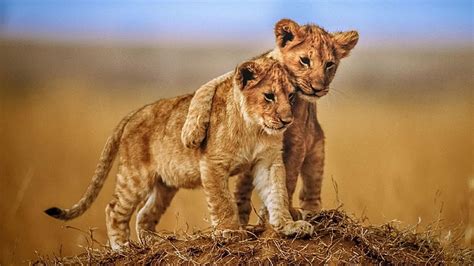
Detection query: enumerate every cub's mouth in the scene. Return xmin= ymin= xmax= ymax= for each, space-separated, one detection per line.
xmin=296 ymin=85 xmax=329 ymax=98
xmin=263 ymin=123 xmax=289 ymax=134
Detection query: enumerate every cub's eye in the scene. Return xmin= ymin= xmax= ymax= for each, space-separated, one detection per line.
xmin=299 ymin=56 xmax=310 ymax=67
xmin=288 ymin=92 xmax=296 ymax=103
xmin=264 ymin=92 xmax=275 ymax=102
xmin=325 ymin=61 xmax=336 ymax=71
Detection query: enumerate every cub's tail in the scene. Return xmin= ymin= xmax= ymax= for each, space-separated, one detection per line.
xmin=44 ymin=109 xmax=138 ymax=220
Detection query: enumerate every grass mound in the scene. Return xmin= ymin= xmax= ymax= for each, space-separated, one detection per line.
xmin=33 ymin=209 xmax=472 ymax=264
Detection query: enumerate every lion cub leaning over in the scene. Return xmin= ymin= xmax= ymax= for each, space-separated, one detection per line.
xmin=45 ymin=57 xmax=314 ymax=250
xmin=182 ymin=19 xmax=359 ymax=224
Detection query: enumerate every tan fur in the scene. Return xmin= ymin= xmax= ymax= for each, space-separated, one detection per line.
xmin=181 ymin=19 xmax=359 ymax=223
xmin=181 ymin=70 xmax=233 ymax=149
xmin=45 ymin=57 xmax=314 ymax=250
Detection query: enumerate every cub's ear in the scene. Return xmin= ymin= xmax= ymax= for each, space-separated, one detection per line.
xmin=235 ymin=61 xmax=264 ymax=90
xmin=274 ymin=19 xmax=301 ymax=49
xmin=332 ymin=30 xmax=359 ymax=58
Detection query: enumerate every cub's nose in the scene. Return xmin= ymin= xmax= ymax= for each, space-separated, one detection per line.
xmin=279 ymin=117 xmax=293 ymax=126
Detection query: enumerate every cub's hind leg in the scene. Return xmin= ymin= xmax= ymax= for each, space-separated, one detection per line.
xmin=105 ymin=167 xmax=154 ymax=250
xmin=136 ymin=178 xmax=178 ymax=241
xmin=299 ymin=138 xmax=325 ymax=217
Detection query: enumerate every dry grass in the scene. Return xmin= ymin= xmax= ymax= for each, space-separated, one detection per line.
xmin=33 ymin=209 xmax=472 ymax=264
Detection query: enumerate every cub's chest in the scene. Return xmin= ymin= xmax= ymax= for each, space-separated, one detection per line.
xmin=229 ymin=142 xmax=277 ymax=175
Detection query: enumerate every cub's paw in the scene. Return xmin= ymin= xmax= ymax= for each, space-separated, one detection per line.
xmin=212 ymin=229 xmax=248 ymax=243
xmin=110 ymin=240 xmax=131 ymax=251
xmin=181 ymin=122 xmax=208 ymax=149
xmin=278 ymin=220 xmax=314 ymax=238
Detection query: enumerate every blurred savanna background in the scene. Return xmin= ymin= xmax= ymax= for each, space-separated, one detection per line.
xmin=0 ymin=0 xmax=472 ymax=263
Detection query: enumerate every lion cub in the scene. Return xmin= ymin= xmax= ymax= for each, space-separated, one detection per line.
xmin=45 ymin=57 xmax=313 ymax=250
xmin=182 ymin=19 xmax=359 ymax=223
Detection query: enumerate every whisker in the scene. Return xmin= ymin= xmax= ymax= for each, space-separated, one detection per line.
xmin=319 ymin=91 xmax=334 ymax=112
xmin=328 ymin=89 xmax=344 ymax=108
xmin=330 ymin=87 xmax=348 ymax=100
xmin=332 ymin=86 xmax=358 ymax=102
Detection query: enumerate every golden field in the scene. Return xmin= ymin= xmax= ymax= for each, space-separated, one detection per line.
xmin=0 ymin=40 xmax=472 ymax=263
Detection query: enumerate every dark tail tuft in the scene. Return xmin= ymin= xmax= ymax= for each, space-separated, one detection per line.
xmin=44 ymin=207 xmax=64 ymax=219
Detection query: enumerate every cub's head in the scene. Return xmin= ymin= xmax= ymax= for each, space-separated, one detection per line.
xmin=274 ymin=19 xmax=359 ymax=102
xmin=234 ymin=58 xmax=296 ymax=135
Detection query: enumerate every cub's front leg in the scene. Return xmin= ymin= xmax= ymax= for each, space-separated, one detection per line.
xmin=253 ymin=156 xmax=314 ymax=237
xmin=200 ymin=158 xmax=246 ymax=241
xmin=181 ymin=71 xmax=233 ymax=149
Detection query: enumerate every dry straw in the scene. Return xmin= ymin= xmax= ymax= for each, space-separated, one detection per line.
xmin=33 ymin=209 xmax=473 ymax=264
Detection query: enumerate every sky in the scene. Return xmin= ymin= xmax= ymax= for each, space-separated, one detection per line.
xmin=0 ymin=0 xmax=472 ymax=46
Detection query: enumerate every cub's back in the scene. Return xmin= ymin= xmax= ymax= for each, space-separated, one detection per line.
xmin=118 ymin=94 xmax=202 ymax=185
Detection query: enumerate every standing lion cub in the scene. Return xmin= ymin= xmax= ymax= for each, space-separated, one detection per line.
xmin=45 ymin=57 xmax=314 ymax=250
xmin=182 ymin=19 xmax=358 ymax=223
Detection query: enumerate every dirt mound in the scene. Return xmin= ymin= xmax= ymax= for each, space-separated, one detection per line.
xmin=33 ymin=209 xmax=472 ymax=264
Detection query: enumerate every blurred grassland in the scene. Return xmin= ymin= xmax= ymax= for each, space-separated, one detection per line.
xmin=0 ymin=39 xmax=472 ymax=263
